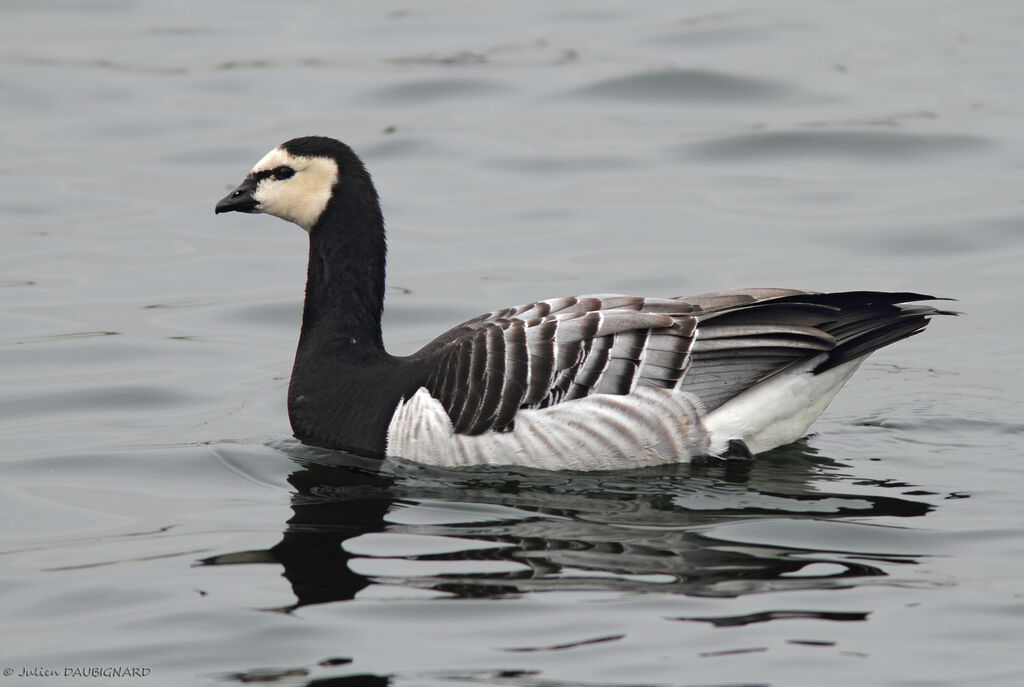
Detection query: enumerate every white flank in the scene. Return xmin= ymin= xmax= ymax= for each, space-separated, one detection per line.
xmin=387 ymin=386 xmax=710 ymax=471
xmin=250 ymin=148 xmax=339 ymax=231
xmin=387 ymin=355 xmax=868 ymax=470
xmin=703 ymin=355 xmax=865 ymax=455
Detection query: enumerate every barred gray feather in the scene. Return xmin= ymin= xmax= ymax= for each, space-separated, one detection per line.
xmin=417 ymin=291 xmax=947 ymax=439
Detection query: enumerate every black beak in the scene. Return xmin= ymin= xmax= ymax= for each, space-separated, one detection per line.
xmin=215 ymin=176 xmax=260 ymax=214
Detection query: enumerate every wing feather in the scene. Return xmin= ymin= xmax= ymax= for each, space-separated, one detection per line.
xmin=566 ymin=336 xmax=611 ymax=401
xmin=524 ymin=317 xmax=558 ymax=405
xmin=413 ymin=290 xmax=948 ymax=436
xmin=490 ymin=319 xmax=528 ymax=430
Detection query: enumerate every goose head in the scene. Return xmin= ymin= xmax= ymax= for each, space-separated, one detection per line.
xmin=215 ymin=136 xmax=376 ymax=232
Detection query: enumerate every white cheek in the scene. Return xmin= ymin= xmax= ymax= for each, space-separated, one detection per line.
xmin=252 ymin=180 xmax=311 ymax=232
xmin=251 ymin=178 xmax=274 ymax=210
xmin=248 ymin=154 xmax=338 ymax=231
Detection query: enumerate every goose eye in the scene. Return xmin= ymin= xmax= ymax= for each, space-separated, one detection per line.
xmin=273 ymin=166 xmax=295 ymax=180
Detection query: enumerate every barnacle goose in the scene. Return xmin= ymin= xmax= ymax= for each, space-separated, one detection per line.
xmin=215 ymin=136 xmax=952 ymax=471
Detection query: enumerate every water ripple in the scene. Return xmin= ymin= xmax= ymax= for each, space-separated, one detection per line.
xmin=571 ymin=68 xmax=800 ymax=103
xmin=684 ymin=129 xmax=989 ymax=162
xmin=673 ymin=609 xmax=869 ymax=627
xmin=198 ymin=442 xmax=938 ymax=605
xmin=369 ymin=77 xmax=508 ymax=104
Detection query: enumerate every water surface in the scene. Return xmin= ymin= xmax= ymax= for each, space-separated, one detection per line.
xmin=2 ymin=2 xmax=1023 ymax=686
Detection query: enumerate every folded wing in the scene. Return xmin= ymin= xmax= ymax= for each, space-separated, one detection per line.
xmin=414 ymin=290 xmax=949 ymax=436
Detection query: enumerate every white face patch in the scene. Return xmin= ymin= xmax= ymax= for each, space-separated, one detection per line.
xmin=249 ymin=147 xmax=339 ymax=231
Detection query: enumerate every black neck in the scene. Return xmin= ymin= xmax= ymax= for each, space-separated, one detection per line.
xmin=287 ymin=155 xmax=416 ymax=455
xmin=298 ymin=191 xmax=387 ymax=356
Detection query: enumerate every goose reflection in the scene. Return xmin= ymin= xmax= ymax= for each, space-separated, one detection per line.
xmin=199 ymin=438 xmax=932 ymax=609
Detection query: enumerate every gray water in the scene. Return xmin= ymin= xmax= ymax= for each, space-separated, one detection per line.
xmin=2 ymin=1 xmax=1023 ymax=685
